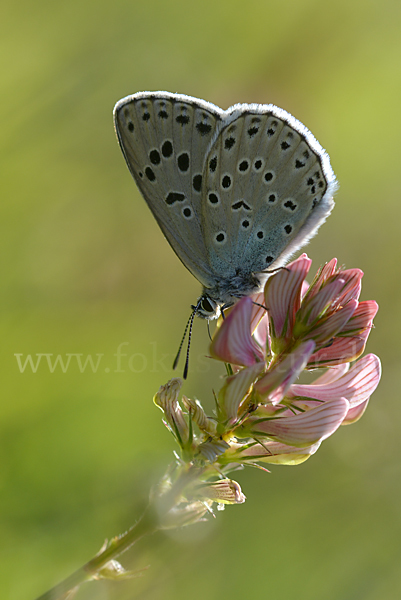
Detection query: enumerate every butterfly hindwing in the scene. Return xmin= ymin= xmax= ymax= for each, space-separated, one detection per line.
xmin=202 ymin=104 xmax=336 ymax=277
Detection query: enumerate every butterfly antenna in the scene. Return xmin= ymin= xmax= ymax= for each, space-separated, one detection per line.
xmin=252 ymin=300 xmax=268 ymax=312
xmin=173 ymin=312 xmax=193 ymax=371
xmin=183 ymin=306 xmax=198 ymax=379
xmin=173 ymin=299 xmax=201 ymax=376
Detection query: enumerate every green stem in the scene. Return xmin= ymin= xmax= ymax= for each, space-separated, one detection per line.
xmin=34 ymin=462 xmax=203 ymax=600
xmin=34 ymin=506 xmax=157 ymax=600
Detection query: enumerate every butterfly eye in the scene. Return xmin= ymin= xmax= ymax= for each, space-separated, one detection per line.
xmin=200 ymin=297 xmax=215 ymax=314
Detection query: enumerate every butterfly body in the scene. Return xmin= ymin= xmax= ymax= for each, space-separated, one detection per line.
xmin=114 ymin=92 xmax=337 ymax=319
xmin=195 ymin=269 xmax=262 ymax=318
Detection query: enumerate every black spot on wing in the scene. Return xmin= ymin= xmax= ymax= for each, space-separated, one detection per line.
xmin=224 ymin=137 xmax=236 ymax=150
xmin=161 ymin=140 xmax=173 ymax=158
xmin=196 ymin=122 xmax=212 ymax=136
xmin=267 ymin=120 xmax=278 ymax=136
xmin=176 ymin=114 xmax=190 ymax=125
xmin=145 ymin=167 xmax=155 ymax=181
xmin=166 ymin=192 xmax=186 ymax=205
xmin=209 ymin=156 xmax=217 ymax=173
xmin=247 ymin=126 xmax=259 ymax=137
xmin=208 ymin=192 xmax=219 ymax=205
xmin=193 ymin=174 xmax=202 ymax=192
xmin=232 ymin=200 xmax=251 ymax=211
xmin=149 ymin=150 xmax=161 ymax=165
xmin=221 ymin=175 xmax=231 ymax=189
xmin=177 ymin=152 xmax=190 ymax=172
xmin=283 ymin=200 xmax=297 ymax=211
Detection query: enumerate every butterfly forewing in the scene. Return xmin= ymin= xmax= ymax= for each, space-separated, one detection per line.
xmin=202 ymin=105 xmax=335 ymax=277
xmin=114 ymin=92 xmax=223 ymax=287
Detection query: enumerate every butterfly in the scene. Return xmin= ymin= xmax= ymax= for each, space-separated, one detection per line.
xmin=113 ymin=92 xmax=337 ymax=374
xmin=114 ymin=92 xmax=336 ymax=316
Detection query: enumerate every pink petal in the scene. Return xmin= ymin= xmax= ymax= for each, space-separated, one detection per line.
xmin=154 ymin=378 xmax=189 ymax=443
xmin=307 ymin=326 xmax=371 ymax=367
xmin=220 ymin=362 xmax=266 ymax=423
xmin=299 ymin=278 xmax=346 ymax=325
xmin=253 ymin=314 xmax=269 ymax=350
xmin=310 ymin=363 xmax=350 ymax=386
xmin=306 ymin=259 xmax=338 ymax=300
xmin=254 ymin=340 xmax=316 ymax=404
xmin=250 ymin=291 xmax=267 ymax=333
xmin=340 ymin=300 xmax=378 ymax=335
xmin=306 ymin=299 xmax=358 ymax=343
xmin=337 ymin=269 xmax=363 ymax=304
xmin=264 ymin=254 xmax=311 ymax=339
xmin=301 ymin=280 xmax=310 ymax=299
xmin=210 ymin=297 xmax=264 ymax=366
xmin=228 ymin=440 xmax=322 ymax=465
xmin=289 ymin=353 xmax=381 ymax=407
xmin=253 ymin=398 xmax=349 ymax=446
xmin=343 ymin=399 xmax=370 ymax=425
xmin=193 ymin=478 xmax=246 ymax=504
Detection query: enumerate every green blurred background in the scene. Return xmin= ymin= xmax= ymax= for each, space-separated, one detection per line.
xmin=2 ymin=0 xmax=400 ymax=598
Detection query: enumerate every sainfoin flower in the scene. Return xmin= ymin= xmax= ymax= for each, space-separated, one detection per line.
xmin=153 ymin=256 xmax=380 ymax=507
xmin=39 ymin=256 xmax=382 ymax=598
xmin=208 ymin=254 xmax=381 ymax=464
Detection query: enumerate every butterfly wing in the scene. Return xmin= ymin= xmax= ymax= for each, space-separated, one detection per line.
xmin=201 ymin=103 xmax=337 ymax=278
xmin=113 ymin=92 xmax=224 ymax=288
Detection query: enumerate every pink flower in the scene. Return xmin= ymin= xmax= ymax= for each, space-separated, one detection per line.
xmin=206 ymin=255 xmax=381 ymax=465
xmin=260 ymin=255 xmax=377 ymax=366
xmin=155 ymin=257 xmax=380 ymax=477
xmin=211 ymin=255 xmax=377 ymax=370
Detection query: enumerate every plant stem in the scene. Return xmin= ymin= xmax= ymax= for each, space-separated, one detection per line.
xmin=34 ymin=507 xmax=157 ymax=600
xmin=34 ymin=462 xmax=202 ymax=600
